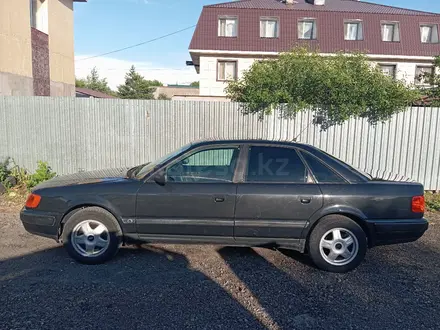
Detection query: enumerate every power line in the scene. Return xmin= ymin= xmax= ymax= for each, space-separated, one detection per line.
xmin=76 ymin=25 xmax=196 ymax=62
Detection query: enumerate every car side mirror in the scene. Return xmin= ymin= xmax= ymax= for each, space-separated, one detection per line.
xmin=153 ymin=169 xmax=166 ymax=186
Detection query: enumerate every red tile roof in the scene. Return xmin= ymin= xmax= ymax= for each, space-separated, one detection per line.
xmin=189 ymin=0 xmax=440 ymax=58
xmin=206 ymin=0 xmax=439 ymax=16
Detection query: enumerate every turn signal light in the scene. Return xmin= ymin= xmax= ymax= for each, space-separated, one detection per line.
xmin=25 ymin=194 xmax=41 ymax=209
xmin=412 ymin=196 xmax=425 ymax=213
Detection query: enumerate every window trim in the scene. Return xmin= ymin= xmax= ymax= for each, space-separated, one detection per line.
xmin=160 ymin=144 xmax=242 ymax=184
xmin=297 ymin=18 xmax=317 ymax=40
xmin=298 ymin=150 xmax=349 ymax=184
xmin=420 ymin=23 xmax=439 ymax=44
xmin=260 ymin=16 xmax=280 ymax=39
xmin=381 ymin=21 xmax=400 ymax=43
xmin=218 ymin=15 xmax=238 ymax=38
xmin=344 ymin=19 xmax=364 ymax=41
xmin=217 ymin=60 xmax=238 ymax=82
xmin=244 ymin=144 xmax=315 ymax=184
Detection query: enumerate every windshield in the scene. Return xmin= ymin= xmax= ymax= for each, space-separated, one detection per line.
xmin=134 ymin=143 xmax=192 ymax=179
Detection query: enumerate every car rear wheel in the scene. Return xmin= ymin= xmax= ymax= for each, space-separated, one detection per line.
xmin=308 ymin=215 xmax=367 ymax=273
xmin=62 ymin=207 xmax=122 ymax=264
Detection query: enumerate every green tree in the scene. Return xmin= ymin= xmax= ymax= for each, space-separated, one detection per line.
xmin=418 ymin=56 xmax=440 ymax=106
xmin=75 ymin=67 xmax=114 ymax=95
xmin=190 ymin=81 xmax=200 ymax=87
xmin=146 ymin=80 xmax=163 ymax=87
xmin=226 ymin=47 xmax=420 ymax=130
xmin=157 ymin=93 xmax=171 ymax=100
xmin=75 ymin=78 xmax=86 ymax=88
xmin=117 ymin=66 xmax=160 ymax=99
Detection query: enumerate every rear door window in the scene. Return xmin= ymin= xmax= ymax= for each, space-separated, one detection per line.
xmin=300 ymin=151 xmax=346 ymax=183
xmin=246 ymin=146 xmax=308 ymax=183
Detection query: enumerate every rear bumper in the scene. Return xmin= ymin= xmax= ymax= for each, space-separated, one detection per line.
xmin=20 ymin=208 xmax=61 ymax=241
xmin=366 ymin=218 xmax=429 ymax=247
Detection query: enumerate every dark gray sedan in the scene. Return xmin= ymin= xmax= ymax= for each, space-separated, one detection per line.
xmin=20 ymin=139 xmax=428 ymax=272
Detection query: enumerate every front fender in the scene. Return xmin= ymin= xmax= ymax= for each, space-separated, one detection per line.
xmin=62 ymin=196 xmax=127 ymax=229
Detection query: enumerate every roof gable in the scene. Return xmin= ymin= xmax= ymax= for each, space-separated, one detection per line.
xmin=206 ymin=0 xmax=439 ymax=16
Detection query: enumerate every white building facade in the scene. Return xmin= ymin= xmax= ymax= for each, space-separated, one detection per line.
xmin=189 ymin=0 xmax=440 ymax=99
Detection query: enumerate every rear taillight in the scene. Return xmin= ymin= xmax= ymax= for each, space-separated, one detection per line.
xmin=412 ymin=196 xmax=425 ymax=213
xmin=25 ymin=194 xmax=41 ymax=209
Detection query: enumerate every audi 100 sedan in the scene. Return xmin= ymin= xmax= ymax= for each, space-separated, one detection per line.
xmin=20 ymin=140 xmax=428 ymax=272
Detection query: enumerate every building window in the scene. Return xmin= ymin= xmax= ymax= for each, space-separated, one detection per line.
xmin=381 ymin=22 xmax=400 ymax=42
xmin=379 ymin=64 xmax=396 ymax=79
xmin=218 ymin=17 xmax=238 ymax=37
xmin=420 ymin=24 xmax=439 ymax=43
xmin=415 ymin=66 xmax=434 ymax=85
xmin=30 ymin=0 xmax=48 ymax=34
xmin=217 ymin=61 xmax=237 ymax=81
xmin=298 ymin=19 xmax=317 ymax=40
xmin=344 ymin=21 xmax=363 ymax=40
xmin=260 ymin=18 xmax=279 ymax=38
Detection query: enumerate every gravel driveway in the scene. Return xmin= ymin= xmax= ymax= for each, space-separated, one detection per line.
xmin=1 ymin=210 xmax=439 ymax=330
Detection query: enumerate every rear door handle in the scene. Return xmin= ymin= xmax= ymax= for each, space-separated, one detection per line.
xmin=214 ymin=197 xmax=225 ymax=203
xmin=300 ymin=197 xmax=312 ymax=204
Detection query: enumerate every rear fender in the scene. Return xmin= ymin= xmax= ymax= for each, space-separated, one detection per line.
xmin=302 ymin=205 xmax=369 ymax=239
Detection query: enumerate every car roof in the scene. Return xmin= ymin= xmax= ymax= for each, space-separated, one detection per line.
xmin=190 ymin=139 xmax=309 ymax=148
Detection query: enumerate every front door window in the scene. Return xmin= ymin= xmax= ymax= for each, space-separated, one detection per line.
xmin=167 ymin=147 xmax=239 ymax=183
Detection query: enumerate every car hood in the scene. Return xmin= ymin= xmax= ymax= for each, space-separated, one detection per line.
xmin=33 ymin=167 xmax=131 ymax=190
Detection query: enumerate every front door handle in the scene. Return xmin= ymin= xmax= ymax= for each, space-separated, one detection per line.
xmin=214 ymin=197 xmax=225 ymax=203
xmin=300 ymin=197 xmax=312 ymax=204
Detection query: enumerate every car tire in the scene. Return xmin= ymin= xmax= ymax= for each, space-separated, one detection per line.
xmin=62 ymin=207 xmax=122 ymax=264
xmin=308 ymin=215 xmax=367 ymax=273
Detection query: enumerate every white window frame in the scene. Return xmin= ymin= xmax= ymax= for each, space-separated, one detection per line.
xmin=378 ymin=64 xmax=397 ymax=79
xmin=420 ymin=24 xmax=439 ymax=44
xmin=344 ymin=20 xmax=363 ymax=41
xmin=217 ymin=61 xmax=237 ymax=81
xmin=260 ymin=17 xmax=279 ymax=38
xmin=218 ymin=16 xmax=238 ymax=37
xmin=30 ymin=0 xmax=48 ymax=34
xmin=381 ymin=21 xmax=400 ymax=42
xmin=415 ymin=66 xmax=434 ymax=85
xmin=298 ymin=19 xmax=317 ymax=40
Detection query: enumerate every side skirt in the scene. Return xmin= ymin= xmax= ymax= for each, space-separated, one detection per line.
xmin=124 ymin=234 xmax=305 ymax=252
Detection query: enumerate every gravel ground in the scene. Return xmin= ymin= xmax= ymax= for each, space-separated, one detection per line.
xmin=0 ymin=209 xmax=439 ymax=330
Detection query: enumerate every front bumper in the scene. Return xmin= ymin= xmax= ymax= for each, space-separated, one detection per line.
xmin=366 ymin=218 xmax=429 ymax=247
xmin=20 ymin=208 xmax=61 ymax=241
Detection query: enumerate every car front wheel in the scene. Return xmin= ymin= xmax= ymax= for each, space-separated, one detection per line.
xmin=62 ymin=207 xmax=122 ymax=264
xmin=308 ymin=215 xmax=367 ymax=273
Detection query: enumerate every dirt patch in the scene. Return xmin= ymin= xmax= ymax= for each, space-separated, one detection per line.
xmin=0 ymin=208 xmax=439 ymax=329
xmin=0 ymin=191 xmax=26 ymax=213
